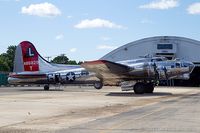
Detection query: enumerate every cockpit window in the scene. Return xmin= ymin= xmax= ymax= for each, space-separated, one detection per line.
xmin=182 ymin=63 xmax=189 ymax=67
xmin=81 ymin=70 xmax=89 ymax=75
xmin=151 ymin=58 xmax=162 ymax=62
xmin=135 ymin=59 xmax=146 ymax=63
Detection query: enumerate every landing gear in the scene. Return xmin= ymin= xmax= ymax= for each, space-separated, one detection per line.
xmin=94 ymin=82 xmax=103 ymax=90
xmin=134 ymin=82 xmax=145 ymax=94
xmin=145 ymin=83 xmax=154 ymax=93
xmin=44 ymin=84 xmax=49 ymax=91
xmin=133 ymin=82 xmax=154 ymax=94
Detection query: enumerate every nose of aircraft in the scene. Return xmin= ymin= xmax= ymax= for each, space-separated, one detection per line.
xmin=189 ymin=62 xmax=195 ymax=72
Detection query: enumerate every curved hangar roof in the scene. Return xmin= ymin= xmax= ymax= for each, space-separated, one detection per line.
xmin=101 ymin=36 xmax=200 ymax=64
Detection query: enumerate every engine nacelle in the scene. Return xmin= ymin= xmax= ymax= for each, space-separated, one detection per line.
xmin=120 ymin=81 xmax=136 ymax=91
xmin=175 ymin=73 xmax=190 ymax=80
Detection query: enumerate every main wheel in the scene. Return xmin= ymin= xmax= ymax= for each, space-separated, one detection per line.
xmin=134 ymin=82 xmax=145 ymax=94
xmin=145 ymin=83 xmax=154 ymax=93
xmin=44 ymin=84 xmax=49 ymax=91
xmin=94 ymin=82 xmax=103 ymax=90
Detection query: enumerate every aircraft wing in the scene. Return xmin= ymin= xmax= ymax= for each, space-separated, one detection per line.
xmin=81 ymin=60 xmax=131 ymax=83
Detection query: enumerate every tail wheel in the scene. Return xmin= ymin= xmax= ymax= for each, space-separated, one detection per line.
xmin=134 ymin=82 xmax=145 ymax=94
xmin=145 ymin=83 xmax=154 ymax=93
xmin=94 ymin=82 xmax=103 ymax=90
xmin=44 ymin=85 xmax=49 ymax=91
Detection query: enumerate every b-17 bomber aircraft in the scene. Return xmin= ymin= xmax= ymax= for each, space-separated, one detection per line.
xmin=81 ymin=57 xmax=195 ymax=94
xmin=8 ymin=41 xmax=97 ymax=90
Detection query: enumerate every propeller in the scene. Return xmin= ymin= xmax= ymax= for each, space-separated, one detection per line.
xmin=153 ymin=63 xmax=169 ymax=86
xmin=153 ymin=62 xmax=159 ymax=81
xmin=163 ymin=66 xmax=168 ymax=80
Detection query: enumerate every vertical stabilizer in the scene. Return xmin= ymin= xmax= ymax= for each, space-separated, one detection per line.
xmin=14 ymin=41 xmax=80 ymax=73
xmin=14 ymin=41 xmax=39 ymax=72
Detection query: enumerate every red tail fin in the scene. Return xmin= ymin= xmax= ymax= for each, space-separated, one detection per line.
xmin=20 ymin=41 xmax=39 ymax=71
xmin=14 ymin=41 xmax=64 ymax=73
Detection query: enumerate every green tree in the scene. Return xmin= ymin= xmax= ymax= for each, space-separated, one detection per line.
xmin=78 ymin=61 xmax=83 ymax=65
xmin=51 ymin=54 xmax=69 ymax=64
xmin=0 ymin=55 xmax=9 ymax=71
xmin=0 ymin=45 xmax=16 ymax=72
xmin=67 ymin=60 xmax=77 ymax=65
xmin=6 ymin=45 xmax=16 ymax=71
xmin=51 ymin=54 xmax=80 ymax=65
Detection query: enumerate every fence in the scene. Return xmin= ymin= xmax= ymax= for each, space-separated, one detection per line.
xmin=0 ymin=73 xmax=8 ymax=86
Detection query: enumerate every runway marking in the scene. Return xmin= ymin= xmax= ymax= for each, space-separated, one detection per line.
xmin=99 ymin=107 xmax=166 ymax=133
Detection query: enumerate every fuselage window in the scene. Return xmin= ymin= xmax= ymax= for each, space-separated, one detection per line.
xmin=176 ymin=63 xmax=180 ymax=68
xmin=181 ymin=63 xmax=187 ymax=67
xmin=81 ymin=70 xmax=89 ymax=75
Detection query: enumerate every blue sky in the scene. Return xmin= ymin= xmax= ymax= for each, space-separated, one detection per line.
xmin=0 ymin=0 xmax=200 ymax=61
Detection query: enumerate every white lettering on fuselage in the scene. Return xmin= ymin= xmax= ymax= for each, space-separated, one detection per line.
xmin=24 ymin=61 xmax=38 ymax=65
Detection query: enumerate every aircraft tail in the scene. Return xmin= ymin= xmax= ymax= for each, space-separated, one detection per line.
xmin=14 ymin=41 xmax=40 ymax=72
xmin=14 ymin=41 xmax=81 ymax=73
xmin=14 ymin=41 xmax=60 ymax=73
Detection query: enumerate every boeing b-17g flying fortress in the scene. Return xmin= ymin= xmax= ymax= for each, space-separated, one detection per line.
xmin=2 ymin=0 xmax=200 ymax=132
xmin=8 ymin=41 xmax=195 ymax=94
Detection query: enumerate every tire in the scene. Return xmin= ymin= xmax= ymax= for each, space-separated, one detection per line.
xmin=94 ymin=82 xmax=103 ymax=90
xmin=44 ymin=85 xmax=49 ymax=91
xmin=134 ymin=82 xmax=145 ymax=94
xmin=145 ymin=83 xmax=154 ymax=93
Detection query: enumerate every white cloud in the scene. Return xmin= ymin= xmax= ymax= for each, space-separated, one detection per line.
xmin=101 ymin=36 xmax=111 ymax=41
xmin=74 ymin=18 xmax=125 ymax=29
xmin=21 ymin=2 xmax=61 ymax=17
xmin=139 ymin=0 xmax=179 ymax=10
xmin=70 ymin=48 xmax=77 ymax=52
xmin=187 ymin=2 xmax=200 ymax=15
xmin=55 ymin=34 xmax=64 ymax=40
xmin=97 ymin=45 xmax=117 ymax=50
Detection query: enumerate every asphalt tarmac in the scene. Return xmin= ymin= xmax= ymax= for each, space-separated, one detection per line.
xmin=0 ymin=86 xmax=199 ymax=133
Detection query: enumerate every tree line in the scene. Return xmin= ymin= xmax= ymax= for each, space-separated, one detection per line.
xmin=0 ymin=45 xmax=82 ymax=72
xmin=51 ymin=54 xmax=83 ymax=65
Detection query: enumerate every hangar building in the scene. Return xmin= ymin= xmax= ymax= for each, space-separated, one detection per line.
xmin=101 ymin=36 xmax=200 ymax=86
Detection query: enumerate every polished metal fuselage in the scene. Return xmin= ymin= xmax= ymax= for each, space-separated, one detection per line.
xmin=120 ymin=58 xmax=195 ymax=80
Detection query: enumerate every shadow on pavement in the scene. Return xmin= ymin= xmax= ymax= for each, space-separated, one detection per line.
xmin=19 ymin=89 xmax=64 ymax=91
xmin=106 ymin=92 xmax=172 ymax=97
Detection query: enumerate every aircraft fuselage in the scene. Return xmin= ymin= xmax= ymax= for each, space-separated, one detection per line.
xmin=126 ymin=60 xmax=194 ymax=80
